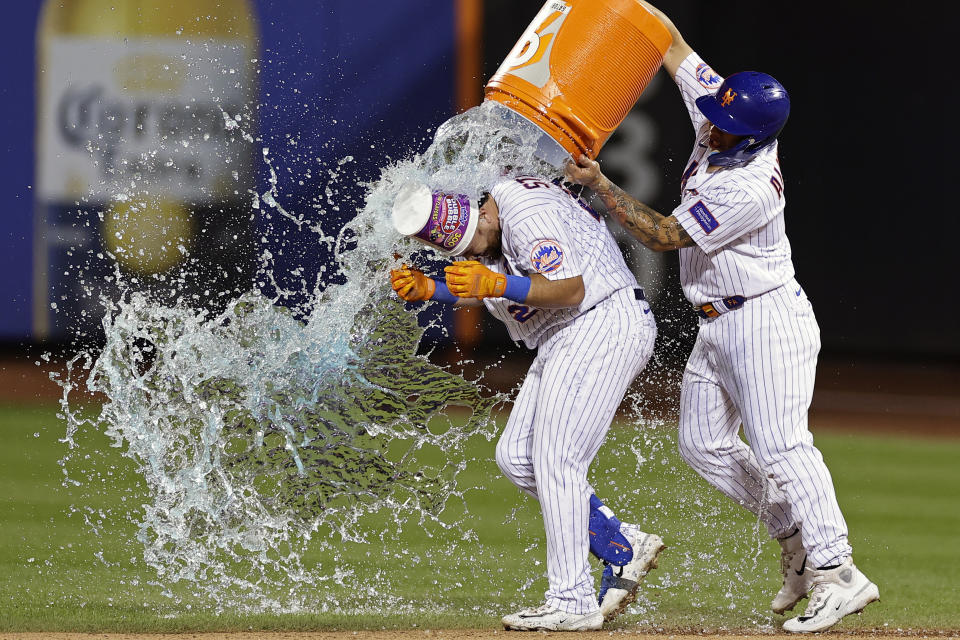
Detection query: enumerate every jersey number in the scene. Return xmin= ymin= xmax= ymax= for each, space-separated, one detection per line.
xmin=516 ymin=177 xmax=551 ymax=190
xmin=507 ymin=304 xmax=538 ymax=323
xmin=770 ymin=166 xmax=784 ymax=198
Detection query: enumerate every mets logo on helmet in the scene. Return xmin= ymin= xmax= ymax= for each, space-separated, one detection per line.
xmin=721 ymin=88 xmax=737 ymax=107
xmin=530 ymin=240 xmax=564 ymax=273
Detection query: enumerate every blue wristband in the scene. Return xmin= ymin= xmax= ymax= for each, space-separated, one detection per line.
xmin=503 ymin=275 xmax=531 ymax=303
xmin=430 ymin=280 xmax=458 ymax=304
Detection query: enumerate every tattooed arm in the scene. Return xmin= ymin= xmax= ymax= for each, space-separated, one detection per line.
xmin=564 ymin=155 xmax=695 ymax=252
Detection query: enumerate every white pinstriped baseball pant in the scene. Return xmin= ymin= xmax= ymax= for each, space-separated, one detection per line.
xmin=495 ymin=287 xmax=656 ymax=615
xmin=678 ymin=279 xmax=852 ymax=568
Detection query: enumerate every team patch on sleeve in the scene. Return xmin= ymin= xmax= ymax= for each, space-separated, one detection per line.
xmin=530 ymin=240 xmax=564 ymax=273
xmin=689 ymin=200 xmax=719 ymax=234
xmin=695 ymin=63 xmax=722 ymax=89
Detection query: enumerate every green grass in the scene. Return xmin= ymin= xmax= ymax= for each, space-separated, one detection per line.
xmin=1 ymin=403 xmax=957 ymax=632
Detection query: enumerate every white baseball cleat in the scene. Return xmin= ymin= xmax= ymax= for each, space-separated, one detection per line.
xmin=782 ymin=558 xmax=879 ymax=633
xmin=772 ymin=530 xmax=812 ymax=614
xmin=501 ymin=603 xmax=603 ymax=631
xmin=597 ymin=525 xmax=666 ymax=622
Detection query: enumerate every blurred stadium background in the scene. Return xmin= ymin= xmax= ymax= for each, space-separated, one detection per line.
xmin=0 ymin=1 xmax=956 ymax=430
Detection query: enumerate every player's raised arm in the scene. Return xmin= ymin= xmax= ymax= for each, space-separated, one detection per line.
xmin=636 ymin=0 xmax=693 ymax=79
xmin=564 ymin=155 xmax=695 ymax=252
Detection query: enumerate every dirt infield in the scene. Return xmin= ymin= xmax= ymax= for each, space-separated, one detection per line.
xmin=2 ymin=630 xmax=959 ymax=640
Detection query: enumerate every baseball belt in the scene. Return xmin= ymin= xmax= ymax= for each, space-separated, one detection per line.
xmin=584 ymin=288 xmax=645 ymax=314
xmin=696 ymin=295 xmax=746 ymax=319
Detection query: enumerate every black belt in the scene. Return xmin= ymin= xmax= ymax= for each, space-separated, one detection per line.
xmin=585 ymin=288 xmax=645 ymax=314
xmin=696 ymin=295 xmax=745 ymax=319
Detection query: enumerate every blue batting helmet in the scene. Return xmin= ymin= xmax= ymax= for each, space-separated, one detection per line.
xmin=695 ymin=71 xmax=790 ymax=167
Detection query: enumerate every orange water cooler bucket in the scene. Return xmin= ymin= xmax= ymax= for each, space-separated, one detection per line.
xmin=485 ymin=0 xmax=672 ymax=161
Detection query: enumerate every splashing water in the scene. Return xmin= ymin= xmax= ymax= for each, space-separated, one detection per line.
xmin=52 ymin=100 xmax=569 ymax=612
xmin=53 ymin=99 xmax=779 ymax=622
xmin=59 ymin=289 xmax=502 ymax=610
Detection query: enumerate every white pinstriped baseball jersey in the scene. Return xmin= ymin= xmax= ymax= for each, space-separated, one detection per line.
xmin=479 ymin=177 xmax=641 ymax=348
xmin=672 ymin=53 xmax=795 ymax=307
xmin=473 ymin=176 xmax=657 ymax=614
xmin=670 ymin=52 xmax=853 ymax=569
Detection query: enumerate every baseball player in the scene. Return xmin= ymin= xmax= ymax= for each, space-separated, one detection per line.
xmin=563 ymin=1 xmax=879 ymax=633
xmin=390 ymin=176 xmax=665 ymax=630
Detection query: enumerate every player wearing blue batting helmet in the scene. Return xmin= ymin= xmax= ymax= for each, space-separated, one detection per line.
xmin=695 ymin=71 xmax=790 ymax=167
xmin=566 ymin=1 xmax=880 ymax=632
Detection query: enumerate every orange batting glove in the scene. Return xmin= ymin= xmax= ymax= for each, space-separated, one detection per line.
xmin=390 ymin=265 xmax=436 ymax=302
xmin=444 ymin=260 xmax=507 ymax=299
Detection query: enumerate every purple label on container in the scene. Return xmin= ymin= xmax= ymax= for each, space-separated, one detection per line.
xmin=415 ymin=192 xmax=472 ymax=250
